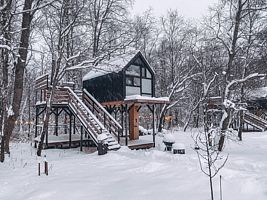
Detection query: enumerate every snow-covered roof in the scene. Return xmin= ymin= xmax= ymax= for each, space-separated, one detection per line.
xmin=82 ymin=51 xmax=153 ymax=81
xmin=246 ymin=87 xmax=267 ymax=100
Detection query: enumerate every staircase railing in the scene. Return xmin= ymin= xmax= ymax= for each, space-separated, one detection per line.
xmin=244 ymin=112 xmax=267 ymax=131
xmin=83 ymin=89 xmax=122 ymax=142
xmin=54 ymin=87 xmax=106 ymax=143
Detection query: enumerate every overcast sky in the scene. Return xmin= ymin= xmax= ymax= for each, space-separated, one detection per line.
xmin=132 ymin=0 xmax=218 ymax=19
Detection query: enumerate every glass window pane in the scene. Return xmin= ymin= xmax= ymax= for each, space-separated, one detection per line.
xmin=126 ymin=65 xmax=140 ymax=76
xmin=146 ymin=69 xmax=151 ymax=78
xmin=133 ymin=77 xmax=140 ymax=86
xmin=142 ymin=68 xmax=146 ymax=77
xmin=126 ymin=86 xmax=140 ymax=96
xmin=142 ymin=79 xmax=152 ymax=94
xmin=126 ymin=77 xmax=132 ymax=85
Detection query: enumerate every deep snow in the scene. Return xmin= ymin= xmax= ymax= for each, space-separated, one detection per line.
xmin=0 ymin=130 xmax=267 ymax=200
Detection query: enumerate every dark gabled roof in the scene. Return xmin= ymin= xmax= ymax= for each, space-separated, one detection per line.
xmin=83 ymin=51 xmax=154 ymax=81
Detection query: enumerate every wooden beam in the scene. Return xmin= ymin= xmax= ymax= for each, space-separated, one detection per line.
xmin=101 ymin=101 xmax=125 ymax=107
xmin=129 ymin=104 xmax=139 ymax=140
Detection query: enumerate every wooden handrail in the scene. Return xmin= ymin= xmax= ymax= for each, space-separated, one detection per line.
xmin=83 ymin=89 xmax=122 ymax=139
xmin=83 ymin=89 xmax=122 ymax=128
xmin=244 ymin=112 xmax=267 ymax=130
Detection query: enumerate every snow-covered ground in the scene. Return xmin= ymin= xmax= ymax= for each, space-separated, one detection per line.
xmin=1 ymin=130 xmax=267 ymax=200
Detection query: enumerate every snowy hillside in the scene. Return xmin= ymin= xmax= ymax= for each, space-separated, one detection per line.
xmin=0 ymin=130 xmax=267 ymax=200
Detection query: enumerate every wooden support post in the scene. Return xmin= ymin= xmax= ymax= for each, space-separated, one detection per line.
xmin=55 ymin=108 xmax=58 ymax=136
xmin=38 ymin=161 xmax=41 ymax=176
xmin=129 ymin=104 xmax=139 ymax=140
xmin=69 ymin=115 xmax=72 ymax=148
xmin=152 ymin=105 xmax=155 ymax=147
xmin=35 ymin=107 xmax=39 ymax=148
xmin=125 ymin=107 xmax=128 ymax=146
xmin=80 ymin=126 xmax=83 ymax=151
xmin=44 ymin=156 xmax=48 ymax=176
xmin=121 ymin=107 xmax=124 ymax=137
xmin=73 ymin=116 xmax=76 ymax=135
xmin=45 ymin=110 xmax=48 ymax=147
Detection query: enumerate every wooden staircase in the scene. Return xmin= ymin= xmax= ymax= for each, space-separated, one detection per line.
xmin=53 ymin=87 xmax=121 ymax=150
xmin=244 ymin=112 xmax=267 ymax=132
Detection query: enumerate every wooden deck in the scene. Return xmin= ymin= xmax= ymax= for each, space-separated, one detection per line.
xmin=120 ymin=136 xmax=155 ymax=150
xmin=34 ymin=134 xmax=94 ymax=149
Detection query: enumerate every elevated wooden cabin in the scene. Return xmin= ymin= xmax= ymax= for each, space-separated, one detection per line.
xmin=34 ymin=51 xmax=169 ymax=151
xmin=83 ymin=51 xmax=168 ymax=148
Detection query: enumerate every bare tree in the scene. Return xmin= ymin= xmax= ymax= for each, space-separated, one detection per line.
xmin=205 ymin=0 xmax=267 ymax=151
xmin=193 ymin=128 xmax=228 ymax=200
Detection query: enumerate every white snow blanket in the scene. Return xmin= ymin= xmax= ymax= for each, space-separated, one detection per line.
xmin=1 ymin=130 xmax=267 ymax=200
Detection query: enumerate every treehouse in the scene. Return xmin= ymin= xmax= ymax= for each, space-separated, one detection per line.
xmin=82 ymin=51 xmax=155 ymax=102
xmin=34 ymin=51 xmax=169 ymax=152
xmin=82 ymin=51 xmax=169 ymax=149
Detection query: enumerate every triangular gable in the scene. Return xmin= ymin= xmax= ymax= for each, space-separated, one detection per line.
xmin=83 ymin=51 xmax=154 ymax=81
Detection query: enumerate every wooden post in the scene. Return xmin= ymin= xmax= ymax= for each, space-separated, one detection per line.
xmin=129 ymin=104 xmax=139 ymax=140
xmin=69 ymin=114 xmax=72 ymax=148
xmin=80 ymin=126 xmax=83 ymax=152
xmin=238 ymin=110 xmax=243 ymax=141
xmin=44 ymin=155 xmax=48 ymax=176
xmin=121 ymin=106 xmax=124 ymax=137
xmin=55 ymin=108 xmax=58 ymax=136
xmin=45 ymin=112 xmax=48 ymax=147
xmin=73 ymin=116 xmax=76 ymax=135
xmin=38 ymin=162 xmax=41 ymax=176
xmin=35 ymin=108 xmax=38 ymax=148
xmin=152 ymin=105 xmax=155 ymax=147
xmin=125 ymin=107 xmax=128 ymax=146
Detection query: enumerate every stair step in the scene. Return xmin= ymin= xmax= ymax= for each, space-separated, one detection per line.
xmin=108 ymin=144 xmax=120 ymax=150
xmin=107 ymin=141 xmax=118 ymax=145
xmin=106 ymin=138 xmax=115 ymax=142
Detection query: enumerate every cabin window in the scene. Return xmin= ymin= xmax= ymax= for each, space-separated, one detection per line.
xmin=142 ymin=79 xmax=152 ymax=94
xmin=146 ymin=69 xmax=151 ymax=78
xmin=141 ymin=67 xmax=152 ymax=79
xmin=126 ymin=76 xmax=140 ymax=86
xmin=126 ymin=86 xmax=140 ymax=96
xmin=126 ymin=65 xmax=140 ymax=76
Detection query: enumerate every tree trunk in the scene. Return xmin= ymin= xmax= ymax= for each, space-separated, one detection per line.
xmin=218 ymin=109 xmax=231 ymax=151
xmin=158 ymin=105 xmax=167 ymax=133
xmin=238 ymin=110 xmax=244 ymax=141
xmin=3 ymin=0 xmax=33 ymax=154
xmin=37 ymin=87 xmax=54 ymax=156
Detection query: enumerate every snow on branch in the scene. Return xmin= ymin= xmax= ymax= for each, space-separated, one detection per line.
xmin=0 ymin=44 xmax=11 ymax=51
xmin=0 ymin=2 xmax=7 ymax=11
xmin=168 ymin=72 xmax=202 ymax=99
xmin=224 ymin=73 xmax=266 ymax=99
xmin=12 ymin=0 xmax=56 ymax=15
